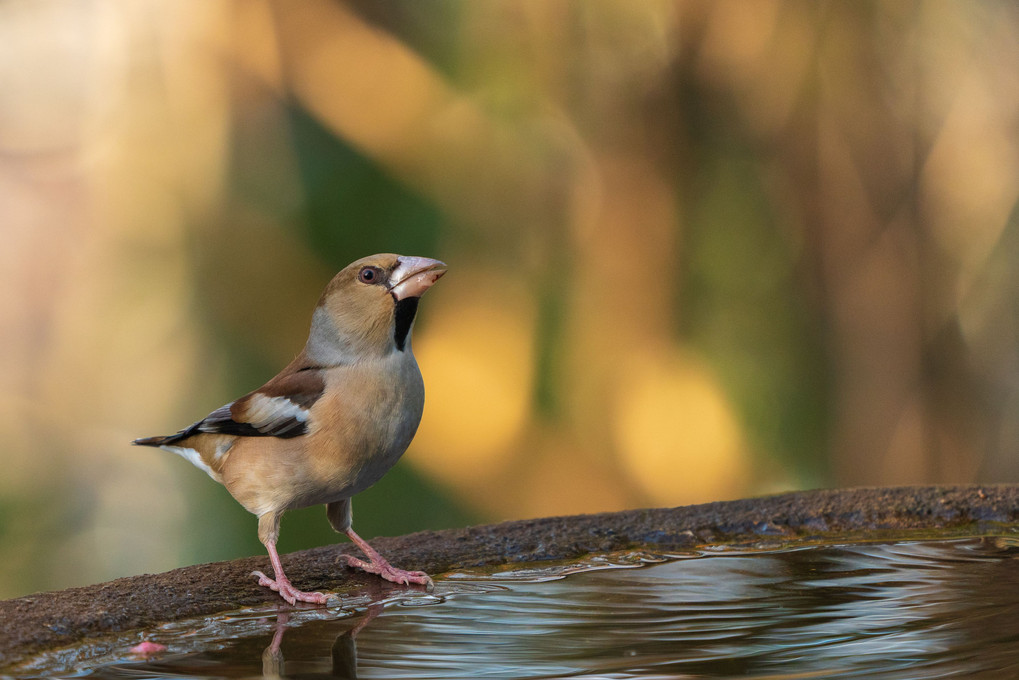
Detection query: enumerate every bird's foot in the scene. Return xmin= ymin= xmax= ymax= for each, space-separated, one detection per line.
xmin=252 ymin=570 xmax=332 ymax=605
xmin=337 ymin=553 xmax=434 ymax=590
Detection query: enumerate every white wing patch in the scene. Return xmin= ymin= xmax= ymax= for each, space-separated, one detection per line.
xmin=194 ymin=394 xmax=310 ymax=437
xmin=244 ymin=393 xmax=309 ymax=435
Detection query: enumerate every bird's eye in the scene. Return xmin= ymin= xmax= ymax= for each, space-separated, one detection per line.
xmin=358 ymin=266 xmax=381 ymax=284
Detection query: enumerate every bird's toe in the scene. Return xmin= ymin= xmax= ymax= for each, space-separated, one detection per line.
xmin=252 ymin=570 xmax=329 ymax=605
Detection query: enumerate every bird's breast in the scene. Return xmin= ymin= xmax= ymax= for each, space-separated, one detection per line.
xmin=220 ymin=353 xmax=425 ymax=515
xmin=309 ymin=355 xmax=425 ymax=495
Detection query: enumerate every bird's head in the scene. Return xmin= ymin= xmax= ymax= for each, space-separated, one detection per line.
xmin=306 ymin=254 xmax=447 ymax=363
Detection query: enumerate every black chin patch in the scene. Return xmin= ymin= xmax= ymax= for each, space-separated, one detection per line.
xmin=393 ymin=296 xmax=420 ymax=351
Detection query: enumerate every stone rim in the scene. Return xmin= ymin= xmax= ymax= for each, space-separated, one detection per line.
xmin=2 ymin=484 xmax=1018 ymax=670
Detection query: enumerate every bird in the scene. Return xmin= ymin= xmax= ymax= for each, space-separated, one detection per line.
xmin=134 ymin=253 xmax=447 ymax=605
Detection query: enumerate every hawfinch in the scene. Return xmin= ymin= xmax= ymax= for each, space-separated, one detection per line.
xmin=134 ymin=254 xmax=446 ymax=604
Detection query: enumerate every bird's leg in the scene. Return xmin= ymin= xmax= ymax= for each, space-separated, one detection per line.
xmin=339 ymin=527 xmax=434 ymax=590
xmin=252 ymin=539 xmax=332 ymax=605
xmin=261 ymin=610 xmax=290 ymax=677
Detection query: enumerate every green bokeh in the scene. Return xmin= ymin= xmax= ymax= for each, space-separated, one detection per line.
xmin=290 ymin=107 xmax=443 ymax=264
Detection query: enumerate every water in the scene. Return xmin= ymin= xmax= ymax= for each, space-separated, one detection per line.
xmin=10 ymin=537 xmax=1019 ymax=679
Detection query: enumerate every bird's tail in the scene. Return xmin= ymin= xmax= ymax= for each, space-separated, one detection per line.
xmin=133 ymin=421 xmax=200 ymax=447
xmin=132 ymin=435 xmax=169 ymax=447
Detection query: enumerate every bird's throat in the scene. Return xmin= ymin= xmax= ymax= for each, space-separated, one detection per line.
xmin=393 ymin=296 xmax=419 ymax=351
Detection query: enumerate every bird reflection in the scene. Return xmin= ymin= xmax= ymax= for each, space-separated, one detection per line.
xmin=261 ymin=604 xmax=383 ymax=679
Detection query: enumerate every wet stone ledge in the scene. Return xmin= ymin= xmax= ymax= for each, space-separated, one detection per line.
xmin=2 ymin=484 xmax=1019 ymax=670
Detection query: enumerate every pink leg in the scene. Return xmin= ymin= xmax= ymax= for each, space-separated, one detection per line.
xmin=265 ymin=611 xmax=290 ymax=658
xmin=338 ymin=528 xmax=433 ymax=589
xmin=252 ymin=540 xmax=332 ymax=605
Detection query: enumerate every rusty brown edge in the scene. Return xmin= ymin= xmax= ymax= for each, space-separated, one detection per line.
xmin=2 ymin=484 xmax=1018 ymax=670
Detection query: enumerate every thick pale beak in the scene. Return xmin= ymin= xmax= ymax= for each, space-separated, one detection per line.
xmin=388 ymin=256 xmax=447 ymax=301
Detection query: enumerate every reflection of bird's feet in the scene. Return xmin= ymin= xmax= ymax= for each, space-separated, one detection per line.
xmin=337 ymin=553 xmax=434 ymax=590
xmin=252 ymin=570 xmax=332 ymax=605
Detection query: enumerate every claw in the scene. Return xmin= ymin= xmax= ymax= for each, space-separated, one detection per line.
xmin=339 ymin=528 xmax=435 ymax=591
xmin=252 ymin=570 xmax=332 ymax=605
xmin=337 ymin=553 xmax=434 ymax=590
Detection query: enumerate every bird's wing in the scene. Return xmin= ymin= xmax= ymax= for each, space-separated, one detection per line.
xmin=136 ymin=367 xmax=327 ymax=448
xmin=132 ymin=368 xmax=326 ymax=482
xmin=204 ymin=368 xmax=327 ymax=438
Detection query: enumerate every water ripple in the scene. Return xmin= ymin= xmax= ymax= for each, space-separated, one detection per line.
xmin=9 ymin=537 xmax=1019 ymax=679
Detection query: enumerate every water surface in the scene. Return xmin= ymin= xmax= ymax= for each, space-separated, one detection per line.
xmin=13 ymin=537 xmax=1019 ymax=679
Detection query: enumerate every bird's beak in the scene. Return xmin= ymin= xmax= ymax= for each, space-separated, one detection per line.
xmin=388 ymin=256 xmax=447 ymax=301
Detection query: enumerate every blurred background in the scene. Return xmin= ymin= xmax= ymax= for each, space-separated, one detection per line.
xmin=2 ymin=0 xmax=1019 ymax=599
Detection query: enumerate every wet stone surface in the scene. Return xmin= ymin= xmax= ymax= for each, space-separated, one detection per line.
xmin=2 ymin=485 xmax=1018 ymax=671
